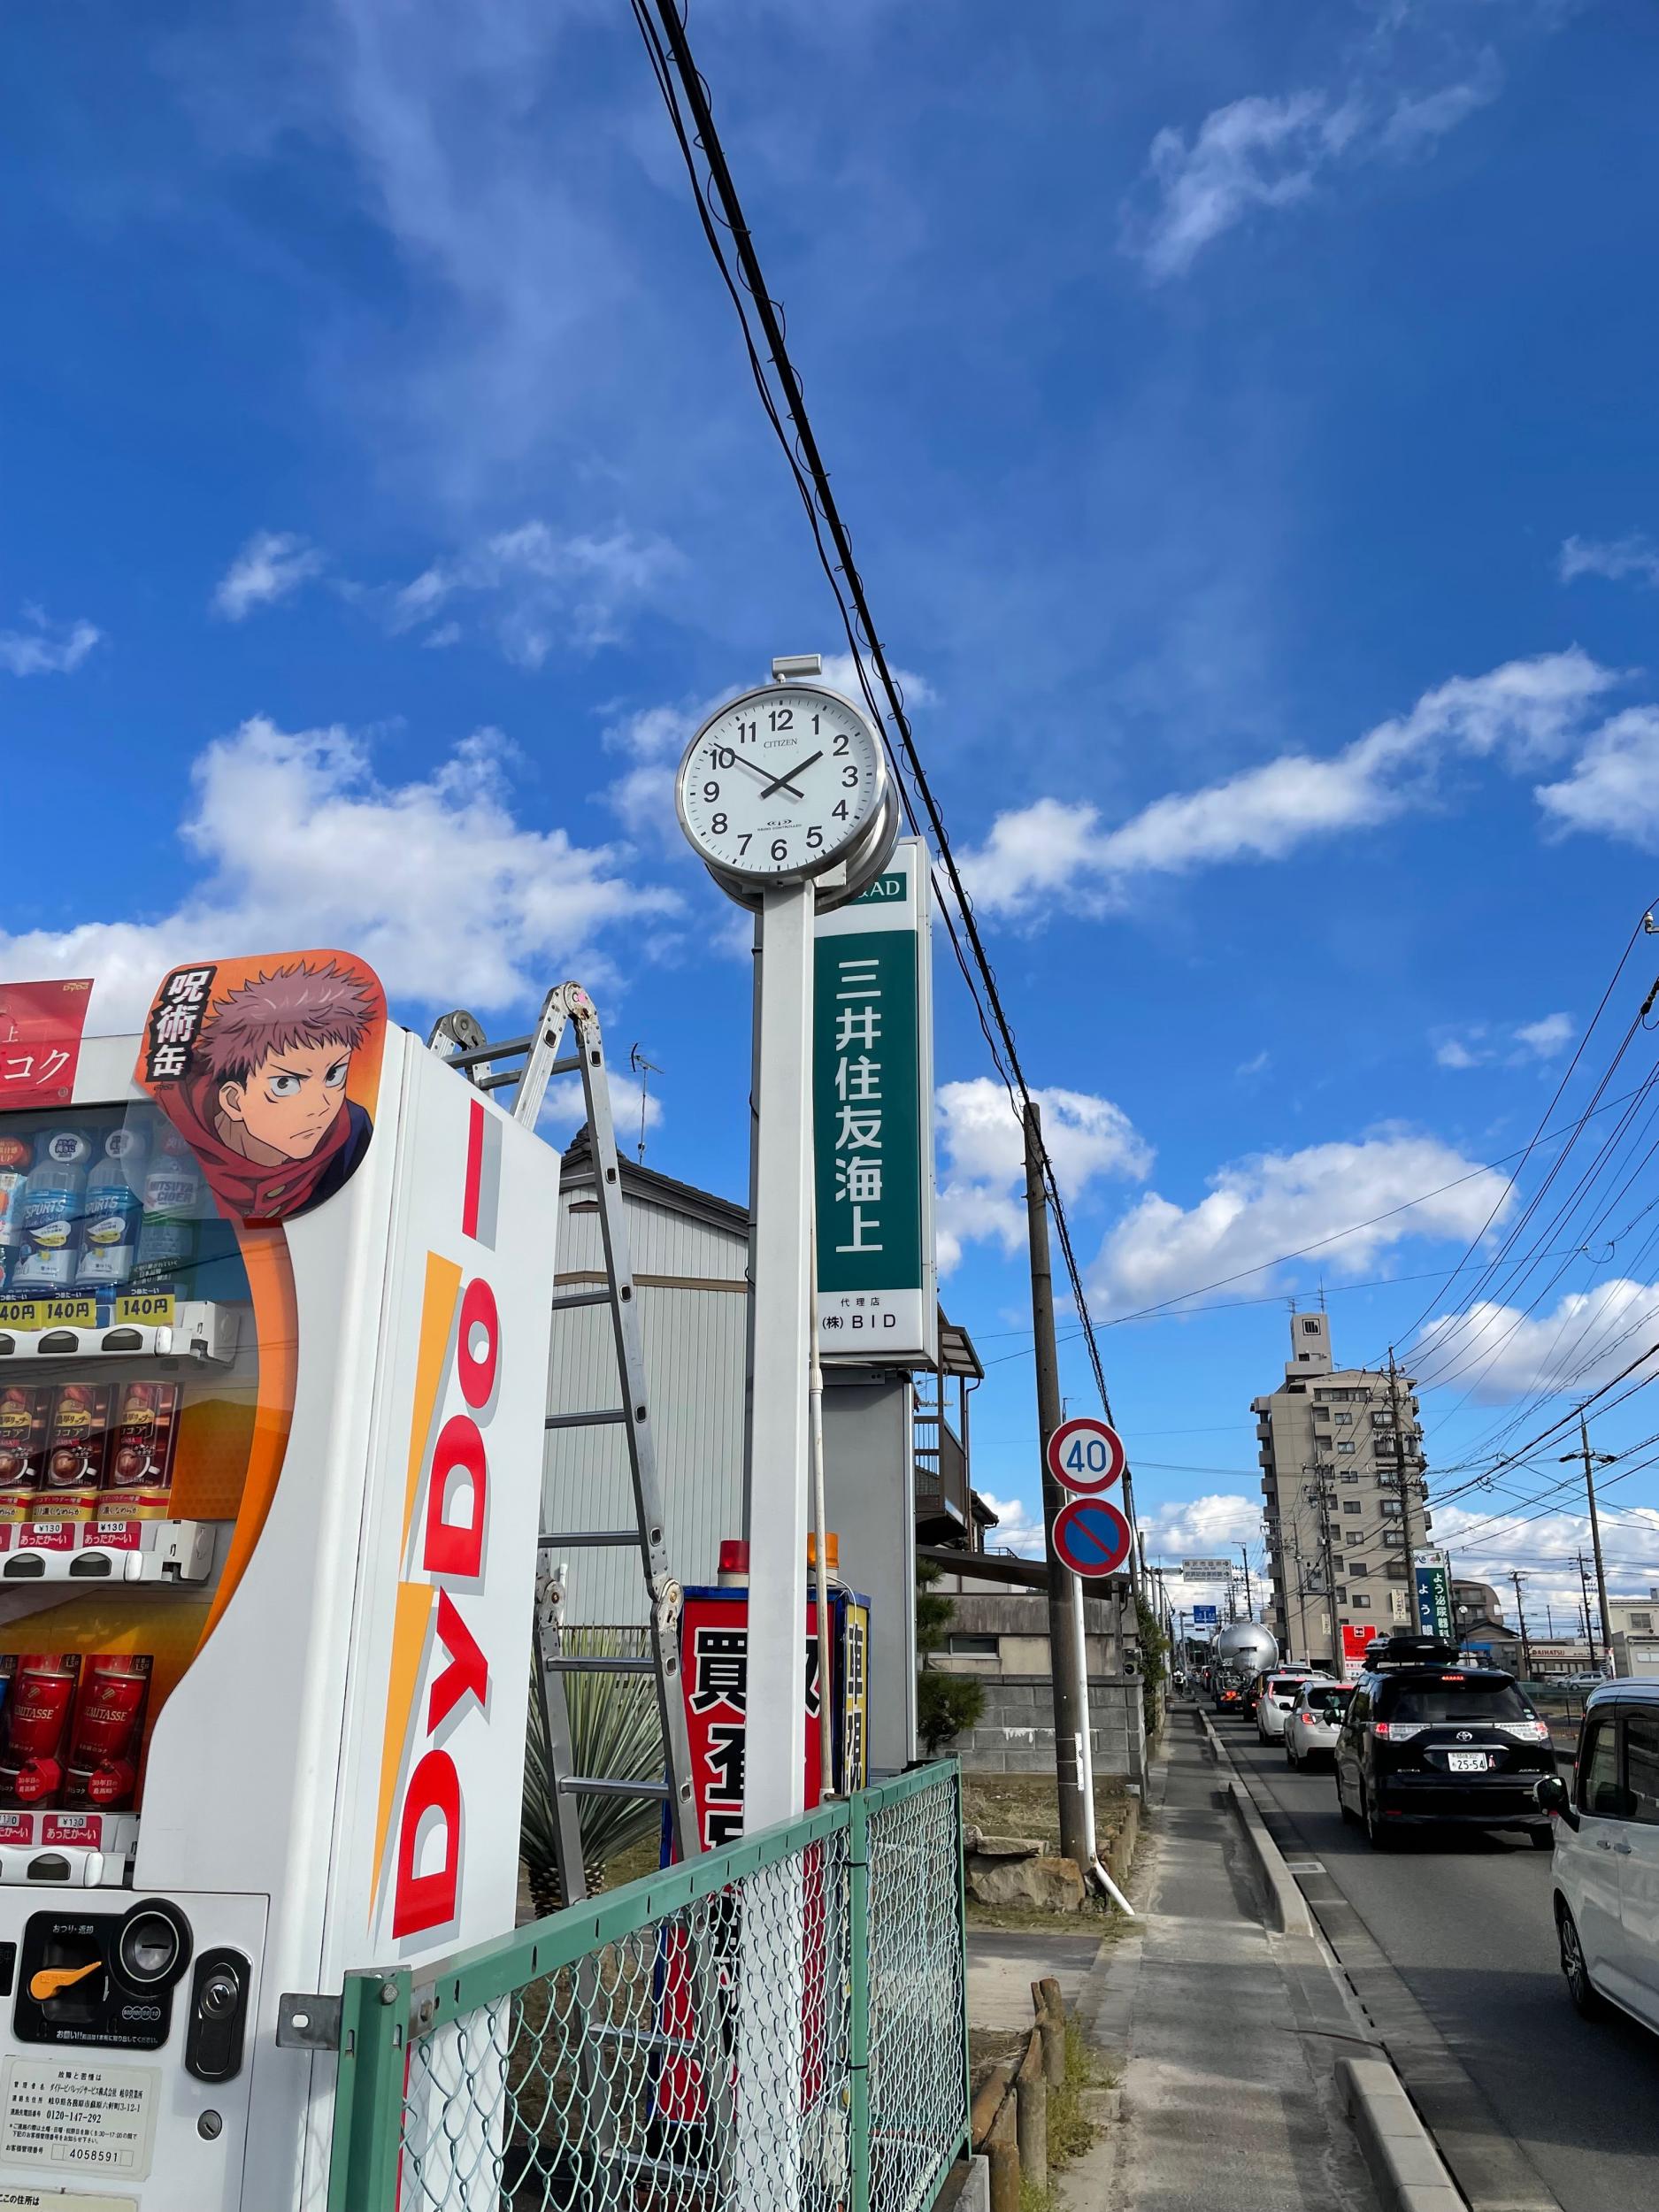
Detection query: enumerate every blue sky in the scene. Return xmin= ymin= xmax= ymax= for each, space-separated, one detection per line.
xmin=7 ymin=0 xmax=1659 ymax=1629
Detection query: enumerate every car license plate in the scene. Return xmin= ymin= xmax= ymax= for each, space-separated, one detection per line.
xmin=1448 ymin=1750 xmax=1488 ymax=1772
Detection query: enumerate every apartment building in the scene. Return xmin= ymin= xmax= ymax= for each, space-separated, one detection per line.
xmin=1252 ymin=1310 xmax=1431 ymax=1665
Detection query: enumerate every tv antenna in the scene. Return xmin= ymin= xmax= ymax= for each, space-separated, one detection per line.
xmin=627 ymin=1043 xmax=663 ymax=1162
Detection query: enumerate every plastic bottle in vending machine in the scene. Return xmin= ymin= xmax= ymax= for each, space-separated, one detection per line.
xmin=75 ymin=1125 xmax=150 ymax=1293
xmin=0 ymin=1134 xmax=30 ymax=1291
xmin=9 ymin=1130 xmax=91 ymax=1292
xmin=130 ymin=1125 xmax=204 ymax=1294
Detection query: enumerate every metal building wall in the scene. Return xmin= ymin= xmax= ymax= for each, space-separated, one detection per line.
xmin=542 ymin=1179 xmax=749 ymax=1624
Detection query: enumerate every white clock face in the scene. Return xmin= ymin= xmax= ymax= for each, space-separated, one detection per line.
xmin=676 ymin=686 xmax=885 ymax=881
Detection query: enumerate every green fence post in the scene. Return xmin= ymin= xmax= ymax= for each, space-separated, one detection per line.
xmin=849 ymin=1786 xmax=872 ymax=2212
xmin=954 ymin=1762 xmax=971 ymax=2167
xmin=326 ymin=1967 xmax=412 ymax=2212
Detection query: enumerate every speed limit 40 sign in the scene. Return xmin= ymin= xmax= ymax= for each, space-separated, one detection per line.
xmin=1045 ymin=1416 xmax=1125 ymax=1496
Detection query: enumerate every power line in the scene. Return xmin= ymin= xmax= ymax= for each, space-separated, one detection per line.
xmin=631 ymin=1 xmax=1133 ymax=1479
xmin=1386 ymin=909 xmax=1659 ymax=1367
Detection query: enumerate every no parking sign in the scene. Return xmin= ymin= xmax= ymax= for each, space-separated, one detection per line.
xmin=1051 ymin=1496 xmax=1133 ymax=1578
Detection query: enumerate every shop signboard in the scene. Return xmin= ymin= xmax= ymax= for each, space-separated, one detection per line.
xmin=813 ymin=839 xmax=936 ymax=1366
xmin=0 ymin=978 xmax=91 ymax=1109
xmin=1414 ymin=1557 xmax=1454 ymax=1642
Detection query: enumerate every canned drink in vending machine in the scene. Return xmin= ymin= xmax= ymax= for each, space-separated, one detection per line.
xmin=0 ymin=1654 xmax=82 ymax=1809
xmin=0 ymin=1384 xmax=52 ymax=1524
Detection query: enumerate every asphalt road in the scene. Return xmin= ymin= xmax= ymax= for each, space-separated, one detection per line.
xmin=1225 ymin=1715 xmax=1659 ymax=2212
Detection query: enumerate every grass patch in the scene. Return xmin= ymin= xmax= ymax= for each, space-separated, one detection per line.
xmin=965 ymin=1895 xmax=1130 ymax=1934
xmin=962 ymin=1773 xmax=1132 ymax=1856
xmin=1047 ymin=2019 xmax=1107 ymax=2165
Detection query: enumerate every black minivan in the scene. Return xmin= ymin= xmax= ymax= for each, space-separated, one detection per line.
xmin=1333 ymin=1638 xmax=1559 ymax=1849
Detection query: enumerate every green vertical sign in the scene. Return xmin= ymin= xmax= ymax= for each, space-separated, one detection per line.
xmin=813 ymin=841 xmax=935 ymax=1365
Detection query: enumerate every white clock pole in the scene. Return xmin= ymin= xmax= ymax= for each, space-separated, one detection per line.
xmin=744 ymin=870 xmax=815 ymax=1829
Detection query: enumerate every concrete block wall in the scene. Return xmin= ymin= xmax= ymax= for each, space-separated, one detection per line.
xmin=951 ymin=1673 xmax=1145 ymax=1783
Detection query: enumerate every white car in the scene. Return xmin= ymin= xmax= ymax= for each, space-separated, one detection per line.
xmin=1542 ymin=1681 xmax=1659 ymax=2034
xmin=1283 ymin=1678 xmax=1352 ymax=1766
xmin=1256 ymin=1668 xmax=1320 ymax=1743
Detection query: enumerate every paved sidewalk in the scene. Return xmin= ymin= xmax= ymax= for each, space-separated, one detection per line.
xmin=967 ymin=1924 xmax=1103 ymax=2034
xmin=1064 ymin=1709 xmax=1380 ymax=2212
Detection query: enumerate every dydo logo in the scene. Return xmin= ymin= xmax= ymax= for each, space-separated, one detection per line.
xmin=376 ymin=1098 xmax=505 ymax=1941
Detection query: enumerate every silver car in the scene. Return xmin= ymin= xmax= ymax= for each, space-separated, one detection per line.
xmin=1284 ymin=1678 xmax=1353 ymax=1767
xmin=1256 ymin=1667 xmax=1319 ymax=1742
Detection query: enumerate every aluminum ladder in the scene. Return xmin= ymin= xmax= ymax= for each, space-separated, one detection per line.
xmin=430 ymin=982 xmax=700 ymax=1900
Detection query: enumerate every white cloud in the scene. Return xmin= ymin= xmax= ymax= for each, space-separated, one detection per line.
xmin=1236 ymin=1049 xmax=1271 ymax=1080
xmin=389 ymin=519 xmax=680 ymax=664
xmin=976 ymin=1492 xmax=1046 ymax=1559
xmin=0 ymin=716 xmax=677 ymax=1033
xmin=212 ymin=530 xmax=326 ymax=620
xmin=1433 ymin=1011 xmax=1575 ymax=1070
xmin=1435 ymin=1035 xmax=1482 ymax=1071
xmin=1535 ymin=708 xmax=1659 ymax=849
xmin=1091 ymin=1129 xmax=1511 ymax=1315
xmin=0 ymin=610 xmax=103 ymax=676
xmin=1416 ymin=1279 xmax=1659 ymax=1404
xmin=1513 ymin=1012 xmax=1574 ymax=1060
xmin=934 ymin=1076 xmax=1152 ymax=1275
xmin=1130 ymin=91 xmax=1357 ymax=281
xmin=1125 ymin=56 xmax=1500 ymax=280
xmin=1559 ymin=533 xmax=1659 ymax=589
xmin=539 ymin=1074 xmax=664 ymax=1145
xmin=1142 ymin=1492 xmax=1261 ymax=1564
xmin=1428 ymin=1497 xmax=1659 ymax=1636
xmin=964 ymin=649 xmax=1620 ymax=918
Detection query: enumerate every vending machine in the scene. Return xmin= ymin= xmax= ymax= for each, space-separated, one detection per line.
xmin=0 ymin=949 xmax=559 ymax=2209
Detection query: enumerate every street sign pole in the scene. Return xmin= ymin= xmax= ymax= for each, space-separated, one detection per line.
xmin=1025 ymin=1099 xmax=1092 ymax=1870
xmin=745 ymin=879 xmax=814 ymax=1828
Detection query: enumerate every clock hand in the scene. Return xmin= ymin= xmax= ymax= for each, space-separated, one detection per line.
xmin=726 ymin=753 xmax=805 ymax=801
xmin=758 ymin=749 xmax=824 ymax=800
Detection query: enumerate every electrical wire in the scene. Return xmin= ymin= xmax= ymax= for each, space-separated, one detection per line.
xmin=630 ymin=0 xmax=1142 ymax=1567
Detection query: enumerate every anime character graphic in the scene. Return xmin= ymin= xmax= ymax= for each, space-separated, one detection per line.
xmin=141 ymin=956 xmax=381 ymax=1225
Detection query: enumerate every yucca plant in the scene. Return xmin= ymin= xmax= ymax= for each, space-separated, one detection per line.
xmin=522 ymin=1627 xmax=667 ymax=1916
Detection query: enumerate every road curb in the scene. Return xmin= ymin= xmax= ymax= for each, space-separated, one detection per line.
xmin=1339 ymin=2056 xmax=1464 ymax=2212
xmin=1197 ymin=1707 xmax=1315 ymax=1937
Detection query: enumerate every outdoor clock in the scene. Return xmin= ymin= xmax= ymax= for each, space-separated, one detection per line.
xmin=675 ymin=680 xmax=895 ymax=902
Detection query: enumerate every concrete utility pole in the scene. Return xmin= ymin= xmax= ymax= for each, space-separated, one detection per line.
xmin=1238 ymin=1543 xmax=1255 ymax=1622
xmin=1561 ymin=1417 xmax=1617 ymax=1676
xmin=1285 ymin=1521 xmax=1310 ymax=1664
xmin=1308 ymin=1469 xmax=1339 ymax=1671
xmin=1387 ymin=1349 xmax=1419 ymax=1616
xmin=1509 ymin=1571 xmax=1534 ymax=1681
xmin=1025 ymin=1102 xmax=1091 ymax=1870
xmin=1577 ymin=1551 xmax=1596 ymax=1652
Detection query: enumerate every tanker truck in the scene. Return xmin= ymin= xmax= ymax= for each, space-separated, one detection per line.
xmin=1210 ymin=1621 xmax=1279 ymax=1716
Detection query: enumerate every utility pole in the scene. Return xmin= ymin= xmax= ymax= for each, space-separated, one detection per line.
xmin=1509 ymin=1571 xmax=1533 ymax=1681
xmin=1308 ymin=1468 xmax=1339 ymax=1671
xmin=1561 ymin=1417 xmax=1617 ymax=1676
xmin=1388 ymin=1348 xmax=1419 ymax=1617
xmin=1238 ymin=1542 xmax=1255 ymax=1622
xmin=1577 ymin=1551 xmax=1596 ymax=1654
xmin=1025 ymin=1102 xmax=1091 ymax=1870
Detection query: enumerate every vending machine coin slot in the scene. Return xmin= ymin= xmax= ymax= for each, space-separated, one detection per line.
xmin=13 ymin=1902 xmax=191 ymax=2049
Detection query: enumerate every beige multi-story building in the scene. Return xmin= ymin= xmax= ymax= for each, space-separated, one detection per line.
xmin=1252 ymin=1311 xmax=1431 ymax=1666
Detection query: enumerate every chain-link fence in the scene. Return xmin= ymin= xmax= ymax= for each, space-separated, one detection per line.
xmin=326 ymin=1763 xmax=967 ymax=2212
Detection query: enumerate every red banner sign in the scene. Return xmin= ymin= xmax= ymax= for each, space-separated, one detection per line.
xmin=0 ymin=979 xmax=91 ymax=1109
